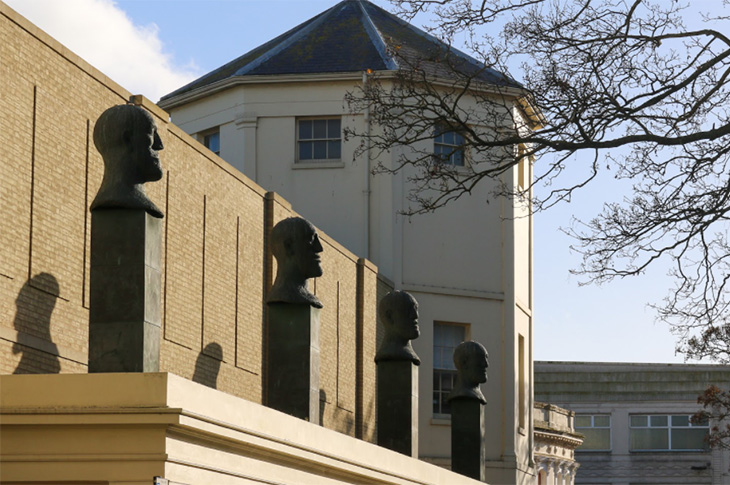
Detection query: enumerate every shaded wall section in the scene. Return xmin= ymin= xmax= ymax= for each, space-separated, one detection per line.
xmin=0 ymin=2 xmax=387 ymax=441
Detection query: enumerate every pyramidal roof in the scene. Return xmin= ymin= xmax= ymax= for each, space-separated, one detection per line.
xmin=159 ymin=0 xmax=518 ymax=104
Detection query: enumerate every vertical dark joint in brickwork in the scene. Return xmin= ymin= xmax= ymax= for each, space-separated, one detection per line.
xmin=262 ymin=192 xmax=275 ymax=404
xmin=336 ymin=281 xmax=341 ymax=405
xmin=163 ymin=170 xmax=170 ymax=341
xmin=235 ymin=216 xmax=240 ymax=368
xmin=355 ymin=258 xmax=366 ymax=439
xmin=27 ymin=85 xmax=38 ymax=280
xmin=201 ymin=195 xmax=207 ymax=349
xmin=82 ymin=119 xmax=90 ymax=308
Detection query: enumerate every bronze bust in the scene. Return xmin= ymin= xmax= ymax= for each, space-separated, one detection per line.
xmin=91 ymin=104 xmax=164 ymax=218
xmin=375 ymin=290 xmax=420 ymax=364
xmin=267 ymin=217 xmax=324 ymax=308
xmin=448 ymin=340 xmax=488 ymax=404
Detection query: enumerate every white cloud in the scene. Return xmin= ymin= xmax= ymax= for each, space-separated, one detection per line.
xmin=5 ymin=0 xmax=200 ymax=101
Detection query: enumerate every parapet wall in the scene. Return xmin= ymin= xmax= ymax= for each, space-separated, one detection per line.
xmin=0 ymin=2 xmax=385 ymax=441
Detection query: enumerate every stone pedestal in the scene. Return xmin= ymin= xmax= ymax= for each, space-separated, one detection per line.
xmin=376 ymin=360 xmax=418 ymax=456
xmin=88 ymin=210 xmax=161 ymax=372
xmin=450 ymin=398 xmax=485 ymax=481
xmin=266 ymin=303 xmax=320 ymax=424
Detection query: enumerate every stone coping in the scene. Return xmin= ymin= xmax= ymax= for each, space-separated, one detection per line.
xmin=0 ymin=372 xmax=484 ymax=485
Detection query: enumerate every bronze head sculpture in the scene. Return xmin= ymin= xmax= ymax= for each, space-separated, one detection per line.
xmin=267 ymin=217 xmax=324 ymax=308
xmin=448 ymin=340 xmax=488 ymax=404
xmin=375 ymin=290 xmax=420 ymax=364
xmin=91 ymin=104 xmax=164 ymax=218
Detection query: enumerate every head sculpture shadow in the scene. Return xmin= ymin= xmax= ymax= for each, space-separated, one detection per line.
xmin=192 ymin=343 xmax=223 ymax=389
xmin=91 ymin=104 xmax=164 ymax=218
xmin=13 ymin=273 xmax=61 ymax=374
xmin=448 ymin=340 xmax=489 ymax=404
xmin=267 ymin=217 xmax=324 ymax=308
xmin=375 ymin=290 xmax=420 ymax=364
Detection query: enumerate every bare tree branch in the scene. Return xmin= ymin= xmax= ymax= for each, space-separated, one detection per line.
xmin=345 ymin=1 xmax=730 ymax=391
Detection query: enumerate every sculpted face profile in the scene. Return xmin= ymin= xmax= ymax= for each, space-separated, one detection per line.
xmin=91 ymin=104 xmax=164 ymax=218
xmin=375 ymin=290 xmax=420 ymax=364
xmin=267 ymin=217 xmax=324 ymax=308
xmin=448 ymin=341 xmax=488 ymax=404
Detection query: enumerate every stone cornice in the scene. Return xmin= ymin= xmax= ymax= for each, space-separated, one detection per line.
xmin=534 ymin=428 xmax=584 ymax=449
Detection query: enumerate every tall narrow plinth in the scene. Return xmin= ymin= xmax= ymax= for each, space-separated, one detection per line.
xmin=376 ymin=360 xmax=418 ymax=456
xmin=89 ymin=209 xmax=162 ymax=372
xmin=266 ymin=303 xmax=320 ymax=424
xmin=450 ymin=398 xmax=485 ymax=481
xmin=89 ymin=210 xmax=162 ymax=373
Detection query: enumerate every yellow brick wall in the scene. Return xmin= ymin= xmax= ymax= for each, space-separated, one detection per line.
xmin=0 ymin=3 xmax=381 ymax=441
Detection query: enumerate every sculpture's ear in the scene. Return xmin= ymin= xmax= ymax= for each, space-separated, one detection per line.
xmin=283 ymin=237 xmax=295 ymax=256
xmin=122 ymin=128 xmax=133 ymax=146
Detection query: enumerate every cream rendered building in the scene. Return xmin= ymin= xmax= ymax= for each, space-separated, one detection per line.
xmin=159 ymin=2 xmax=539 ymax=483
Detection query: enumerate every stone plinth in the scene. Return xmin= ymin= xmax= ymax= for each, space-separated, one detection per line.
xmin=376 ymin=360 xmax=418 ymax=456
xmin=450 ymin=398 xmax=485 ymax=481
xmin=89 ymin=209 xmax=161 ymax=372
xmin=266 ymin=303 xmax=320 ymax=424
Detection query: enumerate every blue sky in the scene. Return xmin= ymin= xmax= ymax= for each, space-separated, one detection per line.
xmin=5 ymin=0 xmax=693 ymax=363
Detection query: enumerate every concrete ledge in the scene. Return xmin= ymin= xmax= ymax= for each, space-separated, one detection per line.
xmin=0 ymin=373 xmax=487 ymax=485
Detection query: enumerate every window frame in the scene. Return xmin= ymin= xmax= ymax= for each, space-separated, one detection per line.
xmin=629 ymin=414 xmax=709 ymax=452
xmin=296 ymin=117 xmax=342 ymax=163
xmin=432 ymin=321 xmax=469 ymax=418
xmin=433 ymin=124 xmax=467 ymax=167
xmin=574 ymin=414 xmax=612 ymax=452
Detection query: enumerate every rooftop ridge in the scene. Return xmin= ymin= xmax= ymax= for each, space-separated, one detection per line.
xmin=356 ymin=0 xmax=399 ymax=70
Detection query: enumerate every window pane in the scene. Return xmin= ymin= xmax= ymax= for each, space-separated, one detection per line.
xmin=672 ymin=428 xmax=708 ymax=450
xmin=443 ymin=131 xmax=454 ymax=144
xmin=575 ymin=415 xmax=592 ymax=427
xmin=204 ymin=132 xmax=220 ymax=154
xmin=441 ymin=372 xmax=453 ymax=389
xmin=454 ymin=132 xmax=465 ymax=145
xmin=299 ymin=120 xmax=312 ymax=139
xmin=328 ymin=119 xmax=341 ymax=137
xmin=328 ymin=140 xmax=341 ymax=159
xmin=580 ymin=428 xmax=611 ymax=450
xmin=631 ymin=415 xmax=648 ymax=427
xmin=433 ymin=324 xmax=467 ymax=415
xmin=313 ymin=119 xmax=327 ymax=139
xmin=452 ymin=150 xmax=464 ymax=166
xmin=631 ymin=428 xmax=668 ymax=450
xmin=594 ymin=415 xmax=610 ymax=427
xmin=672 ymin=415 xmax=690 ymax=427
xmin=299 ymin=141 xmax=312 ymax=160
xmin=651 ymin=415 xmax=668 ymax=427
xmin=313 ymin=140 xmax=327 ymax=159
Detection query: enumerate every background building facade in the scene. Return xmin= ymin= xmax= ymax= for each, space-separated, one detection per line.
xmin=535 ymin=361 xmax=730 ymax=485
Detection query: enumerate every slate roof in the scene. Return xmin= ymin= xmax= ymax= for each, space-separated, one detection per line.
xmin=160 ymin=0 xmax=519 ymax=103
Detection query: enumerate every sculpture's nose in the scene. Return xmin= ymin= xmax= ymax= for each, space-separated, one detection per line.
xmin=153 ymin=132 xmax=164 ymax=150
xmin=313 ymin=234 xmax=323 ymax=252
